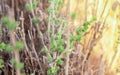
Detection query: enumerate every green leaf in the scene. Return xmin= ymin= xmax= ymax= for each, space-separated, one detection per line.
xmin=15 ymin=41 xmax=24 ymax=50
xmin=56 ymin=59 xmax=64 ymax=65
xmin=57 ymin=45 xmax=64 ymax=53
xmin=1 ymin=17 xmax=9 ymax=25
xmin=25 ymin=3 xmax=32 ymax=11
xmin=70 ymin=43 xmax=74 ymax=49
xmin=0 ymin=59 xmax=4 ymax=68
xmin=0 ymin=42 xmax=6 ymax=51
xmin=5 ymin=44 xmax=14 ymax=52
xmin=57 ymin=39 xmax=64 ymax=46
xmin=47 ymin=69 xmax=51 ymax=75
xmin=83 ymin=21 xmax=90 ymax=26
xmin=71 ymin=12 xmax=77 ymax=19
xmin=58 ymin=0 xmax=63 ymax=6
xmin=1 ymin=17 xmax=17 ymax=31
xmin=75 ymin=34 xmax=83 ymax=41
xmin=32 ymin=0 xmax=38 ymax=9
xmin=63 ymin=21 xmax=69 ymax=26
xmin=48 ymin=0 xmax=52 ymax=4
xmin=32 ymin=18 xmax=39 ymax=24
xmin=47 ymin=66 xmax=59 ymax=75
xmin=11 ymin=58 xmax=16 ymax=65
xmin=11 ymin=58 xmax=24 ymax=69
xmin=57 ymin=18 xmax=62 ymax=24
xmin=76 ymin=27 xmax=83 ymax=35
xmin=55 ymin=32 xmax=62 ymax=40
xmin=9 ymin=20 xmax=17 ymax=31
xmin=51 ymin=66 xmax=57 ymax=74
xmin=50 ymin=43 xmax=56 ymax=51
xmin=118 ymin=38 xmax=120 ymax=40
xmin=83 ymin=25 xmax=88 ymax=32
xmin=47 ymin=68 xmax=55 ymax=75
xmin=41 ymin=48 xmax=47 ymax=53
xmin=55 ymin=10 xmax=59 ymax=15
xmin=49 ymin=17 xmax=55 ymax=22
xmin=91 ymin=16 xmax=97 ymax=22
xmin=70 ymin=35 xmax=75 ymax=42
xmin=15 ymin=62 xmax=24 ymax=69
xmin=46 ymin=7 xmax=52 ymax=14
xmin=47 ymin=57 xmax=53 ymax=62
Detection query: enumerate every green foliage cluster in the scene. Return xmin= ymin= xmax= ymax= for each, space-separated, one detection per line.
xmin=0 ymin=41 xmax=24 ymax=52
xmin=47 ymin=0 xmax=63 ymax=15
xmin=15 ymin=41 xmax=24 ymax=51
xmin=11 ymin=59 xmax=24 ymax=70
xmin=47 ymin=66 xmax=60 ymax=75
xmin=32 ymin=18 xmax=40 ymax=24
xmin=25 ymin=0 xmax=40 ymax=25
xmin=43 ymin=1 xmax=97 ymax=75
xmin=0 ymin=40 xmax=24 ymax=71
xmin=70 ymin=16 xmax=97 ymax=43
xmin=0 ymin=17 xmax=24 ymax=72
xmin=1 ymin=17 xmax=17 ymax=31
xmin=40 ymin=0 xmax=66 ymax=75
xmin=0 ymin=42 xmax=13 ymax=52
xmin=0 ymin=59 xmax=4 ymax=68
xmin=25 ymin=0 xmax=38 ymax=11
xmin=1 ymin=0 xmax=97 ymax=75
xmin=26 ymin=0 xmax=63 ymax=74
xmin=71 ymin=12 xmax=77 ymax=19
xmin=50 ymin=32 xmax=65 ymax=53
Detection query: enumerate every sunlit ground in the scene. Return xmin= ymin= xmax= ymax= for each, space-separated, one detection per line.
xmin=62 ymin=0 xmax=120 ymax=74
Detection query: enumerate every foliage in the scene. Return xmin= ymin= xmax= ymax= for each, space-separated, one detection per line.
xmin=5 ymin=44 xmax=14 ymax=52
xmin=0 ymin=43 xmax=14 ymax=52
xmin=56 ymin=58 xmax=64 ymax=65
xmin=71 ymin=16 xmax=97 ymax=42
xmin=11 ymin=59 xmax=24 ymax=70
xmin=32 ymin=18 xmax=40 ymax=24
xmin=1 ymin=17 xmax=17 ymax=31
xmin=0 ymin=43 xmax=6 ymax=51
xmin=0 ymin=0 xmax=106 ymax=75
xmin=71 ymin=12 xmax=77 ymax=19
xmin=0 ymin=59 xmax=4 ymax=68
xmin=25 ymin=0 xmax=38 ymax=11
xmin=47 ymin=66 xmax=60 ymax=75
xmin=15 ymin=41 xmax=24 ymax=51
